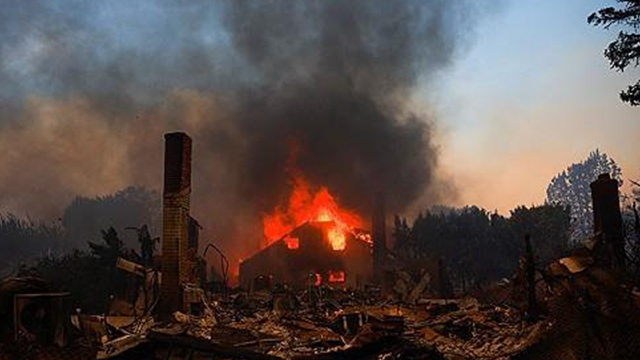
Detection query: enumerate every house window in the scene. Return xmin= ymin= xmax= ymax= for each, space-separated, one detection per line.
xmin=285 ymin=236 xmax=299 ymax=249
xmin=328 ymin=270 xmax=346 ymax=283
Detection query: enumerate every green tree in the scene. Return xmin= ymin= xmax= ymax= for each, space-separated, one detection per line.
xmin=588 ymin=0 xmax=640 ymax=106
xmin=546 ymin=149 xmax=623 ymax=244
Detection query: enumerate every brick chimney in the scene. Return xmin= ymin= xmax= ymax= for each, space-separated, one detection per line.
xmin=372 ymin=192 xmax=387 ymax=282
xmin=590 ymin=173 xmax=625 ymax=270
xmin=159 ymin=132 xmax=192 ymax=315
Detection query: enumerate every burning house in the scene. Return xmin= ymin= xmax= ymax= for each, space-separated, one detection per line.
xmin=238 ymin=164 xmax=388 ymax=290
xmin=239 ymin=221 xmax=373 ymax=289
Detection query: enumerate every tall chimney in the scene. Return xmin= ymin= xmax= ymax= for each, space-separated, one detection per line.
xmin=159 ymin=132 xmax=192 ymax=315
xmin=590 ymin=173 xmax=625 ymax=270
xmin=372 ymin=192 xmax=387 ymax=282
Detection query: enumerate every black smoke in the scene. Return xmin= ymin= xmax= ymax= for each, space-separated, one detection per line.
xmin=216 ymin=0 xmax=469 ymax=213
xmin=0 ymin=0 xmax=482 ymax=261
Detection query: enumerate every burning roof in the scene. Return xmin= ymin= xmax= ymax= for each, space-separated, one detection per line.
xmin=262 ymin=157 xmax=367 ymax=252
xmin=240 ymin=221 xmax=373 ymax=290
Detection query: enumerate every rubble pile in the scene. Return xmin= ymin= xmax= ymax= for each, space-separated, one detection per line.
xmin=131 ymin=252 xmax=640 ymax=360
xmin=117 ymin=287 xmax=544 ymax=360
xmin=3 ymin=259 xmax=640 ymax=360
xmin=417 ymin=300 xmax=549 ymax=359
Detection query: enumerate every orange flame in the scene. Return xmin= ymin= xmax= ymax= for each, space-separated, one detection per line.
xmin=284 ymin=236 xmax=299 ymax=249
xmin=262 ymin=165 xmax=363 ymax=250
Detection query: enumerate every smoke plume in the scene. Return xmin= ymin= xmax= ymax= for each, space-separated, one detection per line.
xmin=0 ymin=0 xmax=482 ymax=260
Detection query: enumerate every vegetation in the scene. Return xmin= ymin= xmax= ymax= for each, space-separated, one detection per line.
xmin=393 ymin=203 xmax=571 ymax=291
xmin=62 ymin=186 xmax=161 ymax=249
xmin=0 ymin=186 xmax=160 ymax=277
xmin=0 ymin=214 xmax=65 ymax=277
xmin=18 ymin=227 xmax=141 ymax=313
xmin=546 ymin=149 xmax=622 ymax=244
xmin=589 ymin=0 xmax=640 ymax=106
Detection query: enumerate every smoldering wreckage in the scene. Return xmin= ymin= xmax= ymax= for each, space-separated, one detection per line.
xmin=1 ymin=133 xmax=639 ymax=360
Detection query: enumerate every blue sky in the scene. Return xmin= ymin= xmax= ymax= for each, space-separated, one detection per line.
xmin=420 ymin=0 xmax=640 ymax=213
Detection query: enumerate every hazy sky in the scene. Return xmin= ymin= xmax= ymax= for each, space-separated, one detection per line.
xmin=427 ymin=0 xmax=639 ymax=214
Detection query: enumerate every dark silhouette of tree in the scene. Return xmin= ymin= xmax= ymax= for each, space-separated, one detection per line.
xmin=588 ymin=0 xmax=640 ymax=106
xmin=393 ymin=204 xmax=571 ymax=291
xmin=0 ymin=214 xmax=64 ymax=277
xmin=62 ymin=186 xmax=161 ymax=249
xmin=393 ymin=215 xmax=415 ymax=259
xmin=18 ymin=250 xmax=106 ymax=313
xmin=507 ymin=204 xmax=571 ymax=264
xmin=20 ymin=227 xmax=137 ymax=313
xmin=546 ymin=149 xmax=622 ymax=244
xmin=0 ymin=186 xmax=160 ymax=277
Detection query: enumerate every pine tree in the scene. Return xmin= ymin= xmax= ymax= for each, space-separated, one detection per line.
xmin=589 ymin=0 xmax=640 ymax=105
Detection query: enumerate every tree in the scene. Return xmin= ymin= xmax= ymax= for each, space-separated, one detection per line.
xmin=0 ymin=186 xmax=160 ymax=277
xmin=19 ymin=227 xmax=133 ymax=313
xmin=0 ymin=214 xmax=65 ymax=277
xmin=624 ymin=172 xmax=640 ymax=278
xmin=506 ymin=204 xmax=571 ymax=265
xmin=62 ymin=186 xmax=161 ymax=249
xmin=18 ymin=250 xmax=106 ymax=313
xmin=397 ymin=206 xmax=510 ymax=289
xmin=588 ymin=0 xmax=640 ymax=106
xmin=546 ymin=149 xmax=623 ymax=244
xmin=393 ymin=215 xmax=415 ymax=259
xmin=393 ymin=204 xmax=574 ymax=292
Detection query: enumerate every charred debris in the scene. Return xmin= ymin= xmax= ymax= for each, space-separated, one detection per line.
xmin=2 ymin=133 xmax=640 ymax=360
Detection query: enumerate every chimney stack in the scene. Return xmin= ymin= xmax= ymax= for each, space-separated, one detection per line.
xmin=590 ymin=173 xmax=625 ymax=270
xmin=372 ymin=192 xmax=387 ymax=282
xmin=159 ymin=132 xmax=192 ymax=315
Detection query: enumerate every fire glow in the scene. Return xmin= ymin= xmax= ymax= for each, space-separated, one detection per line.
xmin=284 ymin=236 xmax=299 ymax=249
xmin=328 ymin=270 xmax=346 ymax=283
xmin=263 ymin=170 xmax=364 ymax=251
